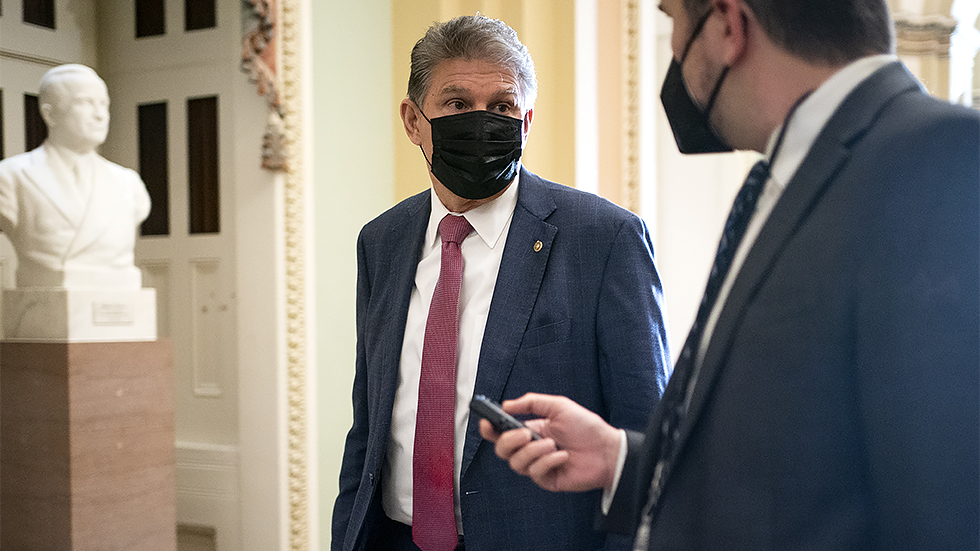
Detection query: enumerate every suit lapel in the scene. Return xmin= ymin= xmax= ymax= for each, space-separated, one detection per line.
xmin=461 ymin=168 xmax=557 ymax=477
xmin=376 ymin=193 xmax=431 ymax=432
xmin=20 ymin=146 xmax=78 ymax=224
xmin=671 ymin=62 xmax=924 ymax=465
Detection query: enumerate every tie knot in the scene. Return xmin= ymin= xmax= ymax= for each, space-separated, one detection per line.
xmin=439 ymin=214 xmax=473 ymax=245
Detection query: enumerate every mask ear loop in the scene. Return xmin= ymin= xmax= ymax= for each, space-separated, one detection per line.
xmin=419 ymin=145 xmax=433 ymax=169
xmin=680 ymin=8 xmax=715 ymax=63
xmin=680 ymin=8 xmax=727 ymax=116
xmin=697 ymin=8 xmax=751 ymax=136
xmin=416 ymin=101 xmax=432 ymax=124
xmin=704 ymin=10 xmax=749 ymax=120
xmin=413 ymin=100 xmax=435 ymax=168
xmin=702 ymin=66 xmax=730 ymax=116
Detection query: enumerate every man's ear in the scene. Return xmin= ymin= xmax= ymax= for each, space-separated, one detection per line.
xmin=522 ymin=108 xmax=534 ymax=138
xmin=711 ymin=0 xmax=749 ymax=66
xmin=400 ymin=98 xmax=424 ymax=146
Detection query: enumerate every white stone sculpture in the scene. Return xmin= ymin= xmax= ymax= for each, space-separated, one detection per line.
xmin=0 ymin=64 xmax=155 ymax=341
xmin=0 ymin=64 xmax=150 ymax=289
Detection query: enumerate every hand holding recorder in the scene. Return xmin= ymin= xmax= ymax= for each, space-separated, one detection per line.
xmin=474 ymin=392 xmax=623 ymax=493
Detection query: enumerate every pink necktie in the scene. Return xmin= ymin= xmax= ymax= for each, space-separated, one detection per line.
xmin=413 ymin=214 xmax=472 ymax=551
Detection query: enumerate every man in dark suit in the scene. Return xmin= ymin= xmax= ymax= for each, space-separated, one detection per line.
xmin=483 ymin=1 xmax=979 ymax=550
xmin=331 ymin=14 xmax=671 ymax=551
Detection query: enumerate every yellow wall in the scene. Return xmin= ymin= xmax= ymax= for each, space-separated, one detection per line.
xmin=596 ymin=0 xmax=625 ymax=206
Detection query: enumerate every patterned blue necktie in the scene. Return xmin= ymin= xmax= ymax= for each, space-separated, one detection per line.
xmin=633 ymin=159 xmax=771 ymax=551
xmin=632 ymin=90 xmax=810 ymax=551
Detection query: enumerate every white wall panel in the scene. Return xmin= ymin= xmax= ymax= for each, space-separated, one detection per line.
xmin=191 ymin=259 xmax=227 ymax=398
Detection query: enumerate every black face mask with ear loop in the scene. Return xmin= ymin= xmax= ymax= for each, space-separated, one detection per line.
xmin=660 ymin=8 xmax=733 ymax=154
xmin=419 ymin=108 xmax=525 ymax=200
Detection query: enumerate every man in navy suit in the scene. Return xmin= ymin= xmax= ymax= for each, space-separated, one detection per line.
xmin=484 ymin=1 xmax=979 ymax=550
xmin=332 ymin=14 xmax=671 ymax=551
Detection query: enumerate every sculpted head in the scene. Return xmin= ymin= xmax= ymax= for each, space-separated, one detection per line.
xmin=38 ymin=64 xmax=110 ymax=154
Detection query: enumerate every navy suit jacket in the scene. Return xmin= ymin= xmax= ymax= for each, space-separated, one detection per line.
xmin=604 ymin=62 xmax=980 ymax=550
xmin=333 ymin=168 xmax=671 ymax=551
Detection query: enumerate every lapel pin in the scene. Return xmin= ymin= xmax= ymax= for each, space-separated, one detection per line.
xmin=533 ymin=240 xmax=543 ymax=252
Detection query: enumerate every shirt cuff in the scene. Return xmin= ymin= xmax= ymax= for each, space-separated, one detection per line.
xmin=601 ymin=429 xmax=628 ymax=514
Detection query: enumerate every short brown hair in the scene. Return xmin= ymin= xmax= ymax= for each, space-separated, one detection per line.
xmin=683 ymin=0 xmax=894 ymax=65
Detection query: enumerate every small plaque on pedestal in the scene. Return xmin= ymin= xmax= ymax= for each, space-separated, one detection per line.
xmin=1 ymin=288 xmax=157 ymax=342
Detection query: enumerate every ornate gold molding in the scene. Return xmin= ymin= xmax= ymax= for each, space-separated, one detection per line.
xmin=280 ymin=0 xmax=310 ymax=549
xmin=894 ymin=17 xmax=957 ymax=58
xmin=622 ymin=0 xmax=641 ymax=213
xmin=242 ymin=0 xmax=288 ymax=171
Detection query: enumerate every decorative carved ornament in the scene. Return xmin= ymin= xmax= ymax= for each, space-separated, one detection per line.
xmin=893 ymin=16 xmax=957 ymax=58
xmin=279 ymin=0 xmax=310 ymax=549
xmin=622 ymin=0 xmax=641 ymax=214
xmin=242 ymin=0 xmax=288 ymax=171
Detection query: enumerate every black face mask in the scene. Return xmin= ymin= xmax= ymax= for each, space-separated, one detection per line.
xmin=660 ymin=9 xmax=732 ymax=154
xmin=421 ymin=109 xmax=524 ymax=200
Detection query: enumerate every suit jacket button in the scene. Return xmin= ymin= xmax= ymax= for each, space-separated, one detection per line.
xmin=534 ymin=240 xmax=543 ymax=252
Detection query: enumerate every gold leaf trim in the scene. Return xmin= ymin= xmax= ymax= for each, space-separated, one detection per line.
xmin=281 ymin=0 xmax=310 ymax=549
xmin=622 ymin=0 xmax=641 ymax=213
xmin=242 ymin=0 xmax=288 ymax=171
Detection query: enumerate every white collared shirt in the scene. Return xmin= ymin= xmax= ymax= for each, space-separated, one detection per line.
xmin=383 ymin=174 xmax=521 ymax=531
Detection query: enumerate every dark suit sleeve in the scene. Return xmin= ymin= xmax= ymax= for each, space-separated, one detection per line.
xmin=854 ymin=108 xmax=979 ymax=549
xmin=595 ymin=215 xmax=671 ymax=430
xmin=592 ymin=215 xmax=670 ymax=551
xmin=331 ymin=229 xmax=373 ymax=551
xmin=599 ymin=429 xmax=647 ymax=535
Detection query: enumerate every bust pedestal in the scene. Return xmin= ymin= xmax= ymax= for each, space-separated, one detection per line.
xmin=1 ymin=288 xmax=157 ymax=342
xmin=0 ymin=286 xmax=173 ymax=550
xmin=0 ymin=339 xmax=176 ymax=550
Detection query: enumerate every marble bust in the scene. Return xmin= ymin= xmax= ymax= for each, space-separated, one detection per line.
xmin=0 ymin=64 xmax=151 ymax=290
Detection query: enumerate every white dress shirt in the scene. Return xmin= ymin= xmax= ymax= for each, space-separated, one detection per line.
xmin=604 ymin=54 xmax=898 ymax=511
xmin=383 ymin=174 xmax=521 ymax=531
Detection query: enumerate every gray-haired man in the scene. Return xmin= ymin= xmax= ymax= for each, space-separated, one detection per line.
xmin=332 ymin=14 xmax=671 ymax=551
